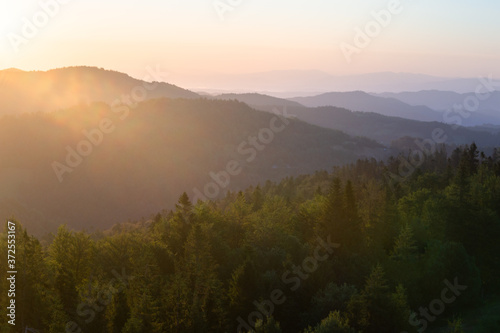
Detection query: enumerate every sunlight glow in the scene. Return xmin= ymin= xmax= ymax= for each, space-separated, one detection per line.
xmin=0 ymin=5 xmax=18 ymax=36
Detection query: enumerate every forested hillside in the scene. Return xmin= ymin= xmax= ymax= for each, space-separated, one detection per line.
xmin=0 ymin=98 xmax=384 ymax=234
xmin=254 ymin=105 xmax=500 ymax=147
xmin=0 ymin=67 xmax=199 ymax=115
xmin=2 ymin=144 xmax=499 ymax=332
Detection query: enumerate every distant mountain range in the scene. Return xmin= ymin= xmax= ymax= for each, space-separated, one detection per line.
xmin=280 ymin=106 xmax=500 ymax=148
xmin=376 ymin=90 xmax=500 ymax=125
xmin=1 ymin=66 xmax=499 ymax=233
xmin=2 ymin=67 xmax=498 ymax=125
xmin=289 ymin=91 xmax=441 ymax=123
xmin=212 ymin=91 xmax=500 ymax=127
xmin=289 ymin=91 xmax=500 ymax=126
xmin=212 ymin=93 xmax=500 ymax=147
xmin=169 ymin=70 xmax=500 ymax=95
xmin=213 ymin=93 xmax=304 ymax=108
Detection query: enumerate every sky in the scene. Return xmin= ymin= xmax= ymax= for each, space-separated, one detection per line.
xmin=1 ymin=0 xmax=499 ymax=80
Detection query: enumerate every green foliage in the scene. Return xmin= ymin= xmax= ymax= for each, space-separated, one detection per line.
xmin=305 ymin=283 xmax=358 ymax=327
xmin=0 ymin=145 xmax=498 ymax=332
xmin=447 ymin=317 xmax=465 ymax=333
xmin=253 ymin=316 xmax=282 ymax=333
xmin=304 ymin=311 xmax=356 ymax=333
xmin=391 ymin=223 xmax=417 ymax=260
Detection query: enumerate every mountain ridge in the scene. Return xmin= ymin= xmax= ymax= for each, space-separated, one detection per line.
xmin=0 ymin=98 xmax=387 ymax=234
xmin=0 ymin=66 xmax=200 ymax=115
xmin=289 ymin=91 xmax=442 ymax=123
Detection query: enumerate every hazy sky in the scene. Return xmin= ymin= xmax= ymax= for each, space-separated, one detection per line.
xmin=1 ymin=0 xmax=499 ymax=79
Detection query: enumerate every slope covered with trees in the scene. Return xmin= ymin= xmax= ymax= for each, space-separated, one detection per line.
xmin=254 ymin=105 xmax=500 ymax=147
xmin=0 ymin=67 xmax=199 ymax=116
xmin=0 ymin=98 xmax=384 ymax=234
xmin=1 ymin=144 xmax=499 ymax=332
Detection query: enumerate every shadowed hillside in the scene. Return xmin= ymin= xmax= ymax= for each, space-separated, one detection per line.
xmin=0 ymin=98 xmax=386 ymax=234
xmin=252 ymin=104 xmax=500 ymax=148
xmin=289 ymin=91 xmax=441 ymax=122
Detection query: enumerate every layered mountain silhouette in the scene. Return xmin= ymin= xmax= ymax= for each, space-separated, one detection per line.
xmin=1 ymin=66 xmax=499 ymax=234
xmin=0 ymin=66 xmax=199 ymax=115
xmin=210 ymin=93 xmax=500 ymax=146
xmin=280 ymin=106 xmax=500 ymax=147
xmin=213 ymin=93 xmax=304 ymax=108
xmin=169 ymin=70 xmax=500 ymax=95
xmin=289 ymin=91 xmax=441 ymax=122
xmin=378 ymin=90 xmax=500 ymax=125
xmin=0 ymin=98 xmax=386 ymax=234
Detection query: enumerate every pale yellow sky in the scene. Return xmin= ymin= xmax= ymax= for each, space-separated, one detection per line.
xmin=1 ymin=0 xmax=499 ymax=79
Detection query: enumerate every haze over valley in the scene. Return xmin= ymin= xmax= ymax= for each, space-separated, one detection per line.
xmin=1 ymin=1 xmax=499 ymax=332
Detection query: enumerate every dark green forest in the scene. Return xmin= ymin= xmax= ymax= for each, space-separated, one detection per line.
xmin=1 ymin=144 xmax=500 ymax=332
